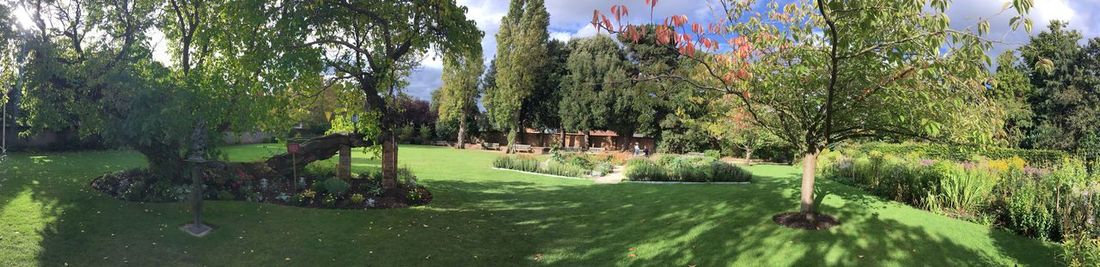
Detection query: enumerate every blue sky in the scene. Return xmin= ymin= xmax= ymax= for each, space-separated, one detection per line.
xmin=404 ymin=0 xmax=1100 ymax=101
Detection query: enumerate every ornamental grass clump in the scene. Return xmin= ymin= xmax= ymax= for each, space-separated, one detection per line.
xmin=493 ymin=154 xmax=613 ymax=178
xmin=625 ymin=156 xmax=751 ymax=182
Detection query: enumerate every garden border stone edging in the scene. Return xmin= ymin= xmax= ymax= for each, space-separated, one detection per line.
xmin=491 ymin=167 xmax=589 ymax=180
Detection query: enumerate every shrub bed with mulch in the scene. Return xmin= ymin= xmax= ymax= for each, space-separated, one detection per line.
xmin=91 ymin=164 xmax=431 ymax=209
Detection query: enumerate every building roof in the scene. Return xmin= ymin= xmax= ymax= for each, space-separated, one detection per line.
xmin=523 ymin=128 xmax=648 ymax=138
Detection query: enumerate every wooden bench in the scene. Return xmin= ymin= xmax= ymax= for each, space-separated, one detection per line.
xmin=482 ymin=142 xmax=500 ymax=150
xmin=514 ymin=144 xmax=533 ymax=153
xmin=586 ymin=147 xmax=605 ymax=154
xmin=431 ymin=140 xmax=450 ymax=146
xmin=686 ymin=152 xmax=705 ymax=157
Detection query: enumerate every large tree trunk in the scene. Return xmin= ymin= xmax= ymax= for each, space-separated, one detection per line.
xmin=337 ymin=145 xmax=351 ymax=179
xmin=559 ymin=127 xmax=566 ymax=148
xmin=506 ymin=124 xmax=518 ymax=154
xmin=800 ymin=151 xmax=818 ymax=214
xmin=456 ymin=117 xmax=467 ymax=149
xmin=583 ymin=130 xmax=591 ymax=151
xmin=744 ymin=147 xmax=754 ymax=166
xmin=380 ymin=126 xmax=400 ymax=196
xmin=263 ymin=133 xmax=372 ymax=176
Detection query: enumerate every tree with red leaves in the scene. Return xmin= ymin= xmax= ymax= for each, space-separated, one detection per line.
xmin=593 ymin=0 xmax=1034 ymax=225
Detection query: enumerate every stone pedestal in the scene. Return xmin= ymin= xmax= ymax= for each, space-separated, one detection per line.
xmin=337 ymin=145 xmax=351 ymax=179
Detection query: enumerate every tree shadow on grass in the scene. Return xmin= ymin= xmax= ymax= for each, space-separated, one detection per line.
xmin=420 ymin=172 xmax=1052 ymax=266
xmin=7 ymin=148 xmax=1058 ymax=266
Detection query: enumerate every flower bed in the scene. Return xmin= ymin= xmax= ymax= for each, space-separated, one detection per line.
xmin=818 ymin=147 xmax=1100 ymax=265
xmin=624 ymin=155 xmax=752 ymax=183
xmin=91 ymin=164 xmax=431 ymax=209
xmin=493 ymin=152 xmax=616 ymax=178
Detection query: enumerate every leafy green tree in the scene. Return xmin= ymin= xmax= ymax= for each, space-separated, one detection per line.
xmin=484 ymin=0 xmax=548 ymax=152
xmin=0 ymin=2 xmax=13 ymax=111
xmin=704 ymin=100 xmax=779 ymax=165
xmin=559 ymin=35 xmax=630 ymax=149
xmin=1019 ymin=21 xmax=1100 ymax=152
xmin=438 ymin=47 xmax=483 ymax=148
xmin=16 ymin=0 xmax=190 ymax=176
xmin=618 ymin=25 xmax=706 ymax=152
xmin=520 ymin=39 xmax=567 ymax=140
xmin=290 ymin=0 xmax=480 ymax=195
xmin=597 ymin=0 xmax=1032 ymax=217
xmin=989 ymin=52 xmax=1035 ymax=147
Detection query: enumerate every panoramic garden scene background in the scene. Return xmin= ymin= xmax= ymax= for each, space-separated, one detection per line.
xmin=0 ymin=0 xmax=1098 ymax=266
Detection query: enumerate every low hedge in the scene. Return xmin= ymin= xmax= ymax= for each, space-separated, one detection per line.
xmin=857 ymin=142 xmax=1069 ymax=167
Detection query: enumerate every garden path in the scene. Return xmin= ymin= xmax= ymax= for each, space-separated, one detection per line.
xmin=593 ymin=165 xmax=625 ymax=184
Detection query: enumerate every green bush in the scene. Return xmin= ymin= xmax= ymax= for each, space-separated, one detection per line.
xmin=304 ymin=163 xmax=336 ymax=177
xmin=544 ymin=160 xmax=588 ymax=177
xmin=710 ymin=160 xmax=753 ymax=182
xmin=493 ymin=156 xmax=539 ymax=173
xmin=625 ymin=156 xmax=751 ymax=182
xmin=925 ymin=164 xmax=996 ymax=219
xmin=592 ymin=162 xmax=614 ymax=177
xmin=704 ymin=149 xmax=721 ymax=160
xmin=1062 ymin=234 xmax=1100 ymax=267
xmin=495 ymin=154 xmax=617 ymax=178
xmin=625 ymin=159 xmax=666 ymax=181
xmin=321 ymin=178 xmax=350 ymax=196
xmin=1004 ymin=178 xmax=1056 ymax=240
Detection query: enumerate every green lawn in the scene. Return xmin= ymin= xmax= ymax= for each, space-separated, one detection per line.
xmin=0 ymin=144 xmax=1060 ymax=266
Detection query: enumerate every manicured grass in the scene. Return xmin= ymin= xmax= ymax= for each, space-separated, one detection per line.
xmin=0 ymin=144 xmax=1060 ymax=266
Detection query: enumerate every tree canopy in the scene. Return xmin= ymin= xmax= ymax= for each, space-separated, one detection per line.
xmin=288 ymin=0 xmax=481 ymax=193
xmin=437 ymin=44 xmax=483 ymax=148
xmin=595 ymin=0 xmax=1033 ymax=214
xmin=483 ymin=0 xmax=549 ymax=151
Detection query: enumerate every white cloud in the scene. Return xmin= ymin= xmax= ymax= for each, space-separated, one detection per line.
xmin=945 ymin=0 xmax=1094 ymax=58
xmin=550 ymin=31 xmax=573 ymax=42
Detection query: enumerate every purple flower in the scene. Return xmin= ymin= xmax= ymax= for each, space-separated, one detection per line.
xmin=961 ymin=162 xmax=977 ymax=171
xmin=1022 ymin=166 xmax=1049 ymax=177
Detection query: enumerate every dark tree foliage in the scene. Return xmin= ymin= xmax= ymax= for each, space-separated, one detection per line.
xmin=520 ymin=39 xmax=568 ymax=131
xmin=1018 ymin=21 xmax=1100 ymax=152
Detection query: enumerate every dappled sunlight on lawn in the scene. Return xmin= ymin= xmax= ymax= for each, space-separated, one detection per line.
xmin=0 ymin=188 xmax=60 ymax=265
xmin=0 ymin=144 xmax=1060 ymax=266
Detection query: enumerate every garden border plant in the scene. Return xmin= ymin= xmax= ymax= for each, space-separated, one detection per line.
xmin=818 ymin=146 xmax=1100 ymax=265
xmin=624 ymin=155 xmax=753 ymax=183
xmin=491 ymin=152 xmax=616 ymax=179
xmin=90 ymin=162 xmax=432 ymax=209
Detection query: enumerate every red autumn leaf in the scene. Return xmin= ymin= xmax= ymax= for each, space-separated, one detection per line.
xmin=737 ymin=69 xmax=751 ymax=80
xmin=722 ymin=72 xmax=735 ymax=85
xmin=592 ymin=10 xmax=601 ymax=32
xmin=671 ymin=15 xmax=687 ymax=27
